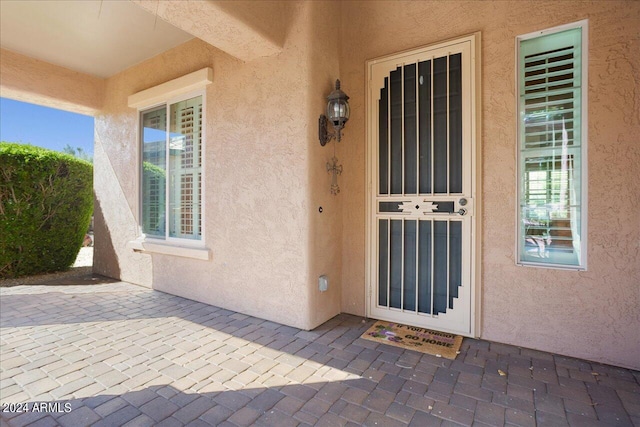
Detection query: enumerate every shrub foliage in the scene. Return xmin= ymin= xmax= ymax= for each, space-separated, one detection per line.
xmin=0 ymin=142 xmax=93 ymax=279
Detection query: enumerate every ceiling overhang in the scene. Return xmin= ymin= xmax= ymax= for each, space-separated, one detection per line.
xmin=130 ymin=0 xmax=287 ymax=63
xmin=0 ymin=0 xmax=194 ymax=78
xmin=0 ymin=0 xmax=288 ymax=81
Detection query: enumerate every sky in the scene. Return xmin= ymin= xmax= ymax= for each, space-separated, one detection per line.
xmin=0 ymin=97 xmax=95 ymax=155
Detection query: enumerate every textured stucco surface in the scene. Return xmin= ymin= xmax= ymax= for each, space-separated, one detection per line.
xmin=305 ymin=3 xmax=344 ymax=330
xmin=0 ymin=48 xmax=104 ymax=115
xmin=2 ymin=0 xmax=638 ymax=370
xmin=94 ymin=2 xmax=342 ymax=331
xmin=130 ymin=0 xmax=289 ymax=62
xmin=339 ymin=0 xmax=640 ymax=369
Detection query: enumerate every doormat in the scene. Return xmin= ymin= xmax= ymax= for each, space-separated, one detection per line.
xmin=361 ymin=320 xmax=463 ymax=359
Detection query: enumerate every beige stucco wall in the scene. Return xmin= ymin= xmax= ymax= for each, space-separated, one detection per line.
xmin=94 ymin=1 xmax=342 ymax=330
xmin=4 ymin=0 xmax=637 ymax=369
xmin=130 ymin=0 xmax=290 ymax=62
xmin=306 ymin=3 xmax=344 ymax=330
xmin=0 ymin=48 xmax=104 ymax=115
xmin=339 ymin=0 xmax=640 ymax=369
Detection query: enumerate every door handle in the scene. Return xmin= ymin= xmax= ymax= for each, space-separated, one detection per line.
xmin=426 ymin=208 xmax=466 ymax=216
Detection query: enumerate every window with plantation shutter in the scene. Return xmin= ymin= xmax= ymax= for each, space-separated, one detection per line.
xmin=517 ymin=21 xmax=588 ymax=269
xmin=140 ymin=93 xmax=204 ymax=242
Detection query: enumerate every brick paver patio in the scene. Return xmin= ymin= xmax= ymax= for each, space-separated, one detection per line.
xmin=1 ymin=281 xmax=638 ymax=427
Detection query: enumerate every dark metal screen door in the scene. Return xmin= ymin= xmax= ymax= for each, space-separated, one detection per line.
xmin=366 ymin=36 xmax=478 ymax=336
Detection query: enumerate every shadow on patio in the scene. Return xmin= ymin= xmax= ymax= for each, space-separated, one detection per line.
xmin=1 ymin=283 xmax=638 ymax=426
xmin=2 ymin=381 xmax=439 ymax=427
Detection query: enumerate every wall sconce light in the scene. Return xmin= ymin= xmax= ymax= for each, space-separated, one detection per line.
xmin=320 ymin=80 xmax=349 ymax=195
xmin=319 ymin=79 xmax=350 ymax=146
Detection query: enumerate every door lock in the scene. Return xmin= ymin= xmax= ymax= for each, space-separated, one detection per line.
xmin=447 ymin=208 xmax=467 ymax=216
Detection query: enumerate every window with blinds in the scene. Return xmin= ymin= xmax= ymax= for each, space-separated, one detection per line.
xmin=517 ymin=21 xmax=587 ymax=269
xmin=141 ymin=93 xmax=204 ymax=242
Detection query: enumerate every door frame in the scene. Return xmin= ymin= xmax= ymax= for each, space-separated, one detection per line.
xmin=364 ymin=33 xmax=482 ymax=338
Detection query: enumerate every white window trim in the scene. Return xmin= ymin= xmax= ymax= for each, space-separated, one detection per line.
xmin=128 ymin=68 xmax=212 ymax=260
xmin=515 ymin=20 xmax=588 ymax=271
xmin=128 ymin=68 xmax=213 ymax=109
xmin=127 ymin=237 xmax=210 ymax=260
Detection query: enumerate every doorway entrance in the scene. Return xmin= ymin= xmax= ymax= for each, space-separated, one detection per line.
xmin=366 ymin=34 xmax=480 ymax=336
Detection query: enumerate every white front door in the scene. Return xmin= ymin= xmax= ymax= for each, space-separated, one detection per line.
xmin=366 ymin=35 xmax=480 ymax=337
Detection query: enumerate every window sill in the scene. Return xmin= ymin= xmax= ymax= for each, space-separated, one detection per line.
xmin=127 ymin=238 xmax=211 ymax=261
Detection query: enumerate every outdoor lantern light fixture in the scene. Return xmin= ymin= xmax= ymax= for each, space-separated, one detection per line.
xmin=319 ymin=79 xmax=350 ymax=146
xmin=319 ymin=79 xmax=349 ymax=195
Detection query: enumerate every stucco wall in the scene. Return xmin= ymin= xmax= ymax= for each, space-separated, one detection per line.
xmin=95 ymin=1 xmax=342 ymax=330
xmin=339 ymin=1 xmax=640 ymax=369
xmin=306 ymin=3 xmax=344 ymax=330
xmin=130 ymin=0 xmax=290 ymax=62
xmin=5 ymin=0 xmax=637 ymax=368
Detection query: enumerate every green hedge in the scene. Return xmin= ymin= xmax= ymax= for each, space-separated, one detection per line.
xmin=0 ymin=142 xmax=93 ymax=279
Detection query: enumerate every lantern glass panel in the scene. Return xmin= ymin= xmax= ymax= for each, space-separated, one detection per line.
xmin=327 ymin=100 xmax=350 ymax=123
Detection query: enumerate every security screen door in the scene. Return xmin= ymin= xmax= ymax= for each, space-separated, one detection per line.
xmin=367 ymin=35 xmax=478 ymax=336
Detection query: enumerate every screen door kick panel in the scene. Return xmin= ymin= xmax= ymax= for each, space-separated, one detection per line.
xmin=368 ymin=39 xmax=476 ymax=336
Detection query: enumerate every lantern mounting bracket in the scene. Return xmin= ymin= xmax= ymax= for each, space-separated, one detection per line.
xmin=319 ymin=114 xmax=335 ymax=146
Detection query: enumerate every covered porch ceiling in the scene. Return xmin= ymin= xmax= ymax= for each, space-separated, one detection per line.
xmin=0 ymin=0 xmax=287 ymax=79
xmin=0 ymin=0 xmax=193 ymax=78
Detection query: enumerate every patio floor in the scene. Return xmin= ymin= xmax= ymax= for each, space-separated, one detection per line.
xmin=1 ymin=281 xmax=638 ymax=427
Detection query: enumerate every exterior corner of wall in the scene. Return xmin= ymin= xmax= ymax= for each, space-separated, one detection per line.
xmin=302 ymin=0 xmax=345 ymax=331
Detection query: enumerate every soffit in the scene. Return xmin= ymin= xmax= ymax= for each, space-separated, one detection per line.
xmin=0 ymin=0 xmax=194 ymax=78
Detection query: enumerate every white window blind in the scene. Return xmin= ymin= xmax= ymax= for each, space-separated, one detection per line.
xmin=141 ymin=94 xmax=204 ymax=242
xmin=517 ymin=22 xmax=587 ymax=269
xmin=169 ymin=97 xmax=203 ymax=240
